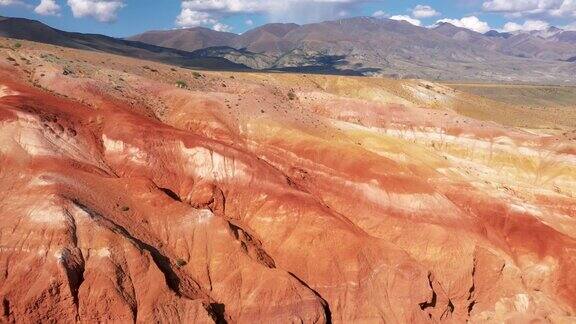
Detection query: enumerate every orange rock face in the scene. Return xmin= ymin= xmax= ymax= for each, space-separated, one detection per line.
xmin=0 ymin=39 xmax=575 ymax=323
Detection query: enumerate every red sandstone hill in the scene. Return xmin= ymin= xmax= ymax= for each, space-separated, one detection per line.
xmin=0 ymin=38 xmax=575 ymax=323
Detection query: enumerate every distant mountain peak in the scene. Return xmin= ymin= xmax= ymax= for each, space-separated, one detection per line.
xmin=241 ymin=23 xmax=299 ymax=38
xmin=484 ymin=30 xmax=512 ymax=39
xmin=335 ymin=16 xmax=379 ymax=23
xmin=435 ymin=22 xmax=456 ymax=27
xmin=433 ymin=22 xmax=486 ymax=39
xmin=4 ymin=14 xmax=576 ymax=83
xmin=548 ymin=26 xmax=563 ymax=32
xmin=0 ymin=15 xmax=247 ymax=70
xmin=128 ymin=26 xmax=238 ymax=52
xmin=433 ymin=22 xmax=474 ymax=34
xmin=530 ymin=26 xmax=564 ymax=39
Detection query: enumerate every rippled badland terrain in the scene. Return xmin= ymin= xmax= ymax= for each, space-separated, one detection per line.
xmin=1 ymin=39 xmax=575 ymax=323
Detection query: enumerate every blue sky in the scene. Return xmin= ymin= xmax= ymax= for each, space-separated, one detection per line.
xmin=1 ymin=0 xmax=576 ymax=37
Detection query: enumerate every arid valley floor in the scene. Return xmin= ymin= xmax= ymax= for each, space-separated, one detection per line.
xmin=1 ymin=38 xmax=575 ymax=323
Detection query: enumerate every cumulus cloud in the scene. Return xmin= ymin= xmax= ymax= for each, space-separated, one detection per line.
xmin=34 ymin=0 xmax=61 ymax=16
xmin=411 ymin=4 xmax=440 ymax=18
xmin=372 ymin=10 xmax=387 ymax=18
xmin=176 ymin=8 xmax=217 ymax=27
xmin=0 ymin=0 xmax=25 ymax=6
xmin=482 ymin=0 xmax=576 ymax=17
xmin=177 ymin=0 xmax=370 ymax=30
xmin=503 ymin=19 xmax=550 ymax=32
xmin=67 ymin=0 xmax=124 ymax=23
xmin=483 ymin=0 xmax=545 ymax=13
xmin=245 ymin=19 xmax=254 ymax=26
xmin=390 ymin=15 xmax=421 ymax=26
xmin=436 ymin=16 xmax=491 ymax=33
xmin=213 ymin=22 xmax=232 ymax=32
xmin=176 ymin=4 xmax=237 ymax=31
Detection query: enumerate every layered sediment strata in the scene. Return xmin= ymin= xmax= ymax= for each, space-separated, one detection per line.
xmin=0 ymin=40 xmax=575 ymax=323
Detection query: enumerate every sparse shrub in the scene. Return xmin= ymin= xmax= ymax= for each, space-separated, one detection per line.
xmin=176 ymin=259 xmax=187 ymax=267
xmin=176 ymin=80 xmax=188 ymax=89
xmin=192 ymin=71 xmax=202 ymax=79
xmin=170 ymin=67 xmax=177 ymax=72
xmin=120 ymin=206 xmax=130 ymax=212
xmin=13 ymin=42 xmax=22 ymax=49
xmin=287 ymin=91 xmax=296 ymax=100
xmin=63 ymin=67 xmax=74 ymax=75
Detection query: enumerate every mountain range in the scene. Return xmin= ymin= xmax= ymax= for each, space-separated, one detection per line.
xmin=130 ymin=18 xmax=576 ymax=83
xmin=1 ymin=12 xmax=576 ymax=323
xmin=0 ymin=16 xmax=248 ymax=70
xmin=2 ymin=15 xmax=576 ymax=83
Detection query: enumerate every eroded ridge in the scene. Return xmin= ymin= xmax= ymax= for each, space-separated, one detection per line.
xmin=0 ymin=39 xmax=575 ymax=323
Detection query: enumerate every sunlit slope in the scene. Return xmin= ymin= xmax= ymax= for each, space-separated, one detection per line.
xmin=0 ymin=38 xmax=575 ymax=323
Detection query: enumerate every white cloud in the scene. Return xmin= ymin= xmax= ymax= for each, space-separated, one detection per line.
xmin=411 ymin=4 xmax=440 ymax=18
xmin=178 ymin=0 xmax=361 ymax=16
xmin=390 ymin=15 xmax=421 ymax=26
xmin=177 ymin=0 xmax=373 ymax=28
xmin=34 ymin=0 xmax=61 ymax=16
xmin=245 ymin=19 xmax=254 ymax=26
xmin=436 ymin=16 xmax=491 ymax=33
xmin=482 ymin=0 xmax=576 ymax=17
xmin=176 ymin=11 xmax=230 ymax=32
xmin=213 ymin=22 xmax=232 ymax=32
xmin=67 ymin=0 xmax=124 ymax=23
xmin=0 ymin=0 xmax=24 ymax=6
xmin=552 ymin=1 xmax=576 ymax=16
xmin=180 ymin=0 xmax=267 ymax=13
xmin=176 ymin=8 xmax=216 ymax=27
xmin=503 ymin=19 xmax=550 ymax=32
xmin=372 ymin=10 xmax=387 ymax=18
xmin=564 ymin=21 xmax=576 ymax=30
xmin=483 ymin=0 xmax=545 ymax=13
